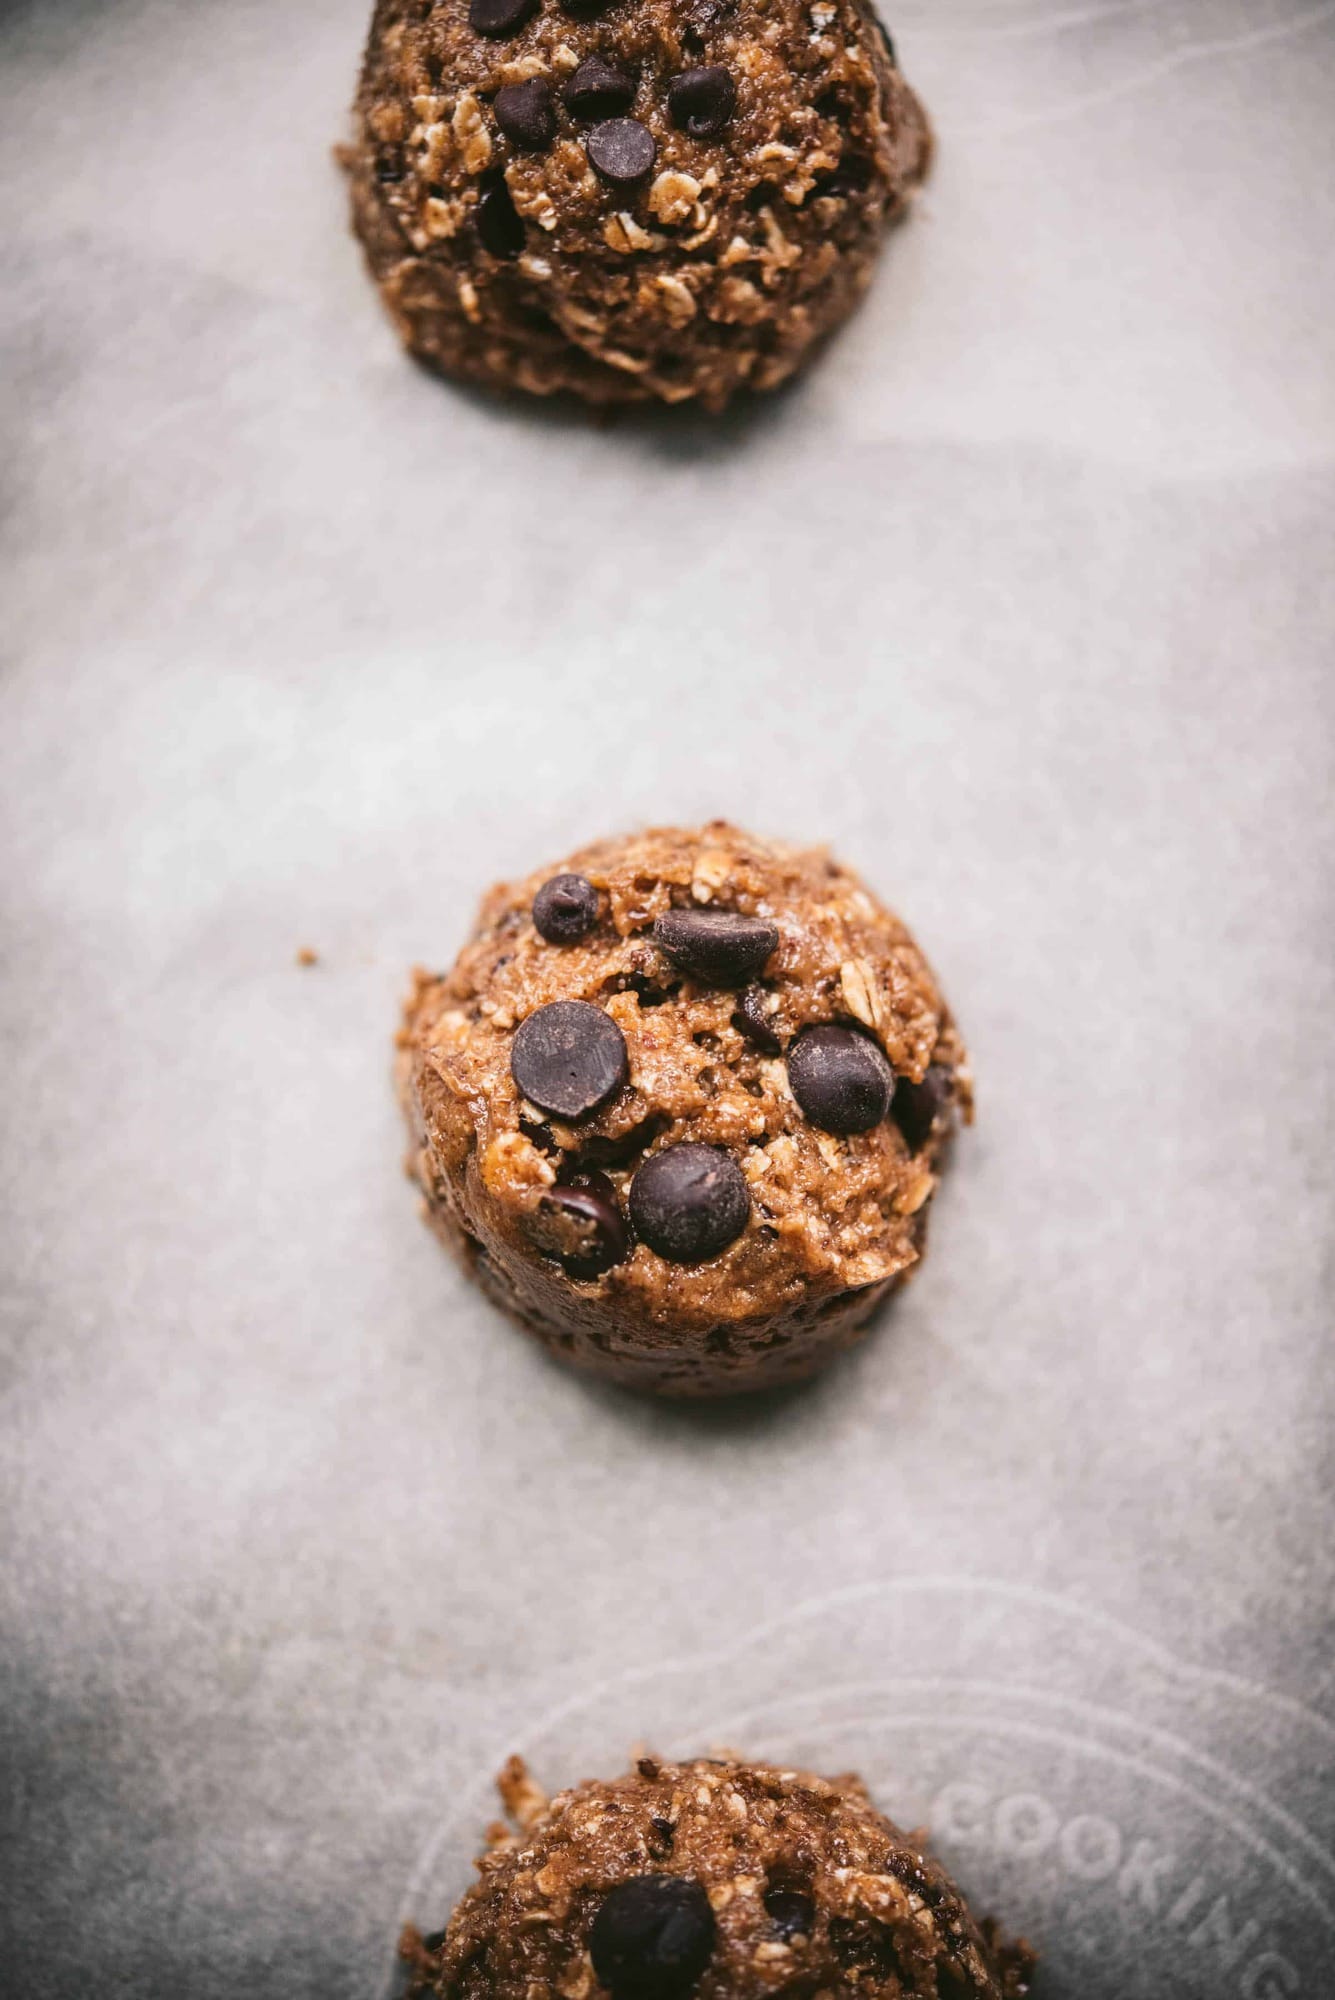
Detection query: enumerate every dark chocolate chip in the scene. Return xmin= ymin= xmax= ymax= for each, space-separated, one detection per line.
xmin=586 ymin=117 xmax=656 ymax=186
xmin=469 ymin=0 xmax=538 ymax=34
xmin=763 ymin=1886 xmax=815 ymax=1940
xmin=560 ymin=0 xmax=613 ymax=16
xmin=563 ymin=56 xmax=636 ymax=120
xmin=476 ymin=172 xmax=525 ymax=258
xmin=629 ymin=1144 xmax=750 ymax=1263
xmin=420 ymin=1928 xmax=448 ymax=1954
xmin=652 ymin=908 xmax=778 ymax=986
xmin=494 ymin=77 xmax=557 ymax=150
xmin=533 ymin=871 xmax=599 ymax=943
xmin=892 ymin=1063 xmax=950 ymax=1153
xmin=787 ymin=1025 xmax=895 ymax=1134
xmin=667 ymin=65 xmax=737 ymax=138
xmin=732 ymin=985 xmax=782 ymax=1055
xmin=510 ymin=1000 xmax=628 ymax=1120
xmin=874 ymin=13 xmax=897 ymax=65
xmin=533 ymin=1172 xmax=629 ymax=1279
xmin=374 ymin=146 xmax=405 ymax=182
xmin=589 ymin=1875 xmax=717 ymax=1999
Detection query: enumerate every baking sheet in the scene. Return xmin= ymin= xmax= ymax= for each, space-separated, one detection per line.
xmin=2 ymin=0 xmax=1333 ymax=1994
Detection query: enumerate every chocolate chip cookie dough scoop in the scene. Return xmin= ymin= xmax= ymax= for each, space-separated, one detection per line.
xmin=397 ymin=822 xmax=970 ymax=1396
xmin=345 ymin=0 xmax=930 ymax=408
xmin=399 ymin=1753 xmax=1034 ymax=1997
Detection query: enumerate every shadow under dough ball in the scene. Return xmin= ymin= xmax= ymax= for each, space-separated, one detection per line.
xmin=400 ymin=1753 xmax=1036 ymax=1999
xmin=344 ymin=0 xmax=932 ymax=409
xmin=396 ymin=822 xmax=971 ymax=1397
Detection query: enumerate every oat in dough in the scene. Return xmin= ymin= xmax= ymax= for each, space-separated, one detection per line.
xmin=399 ymin=1754 xmax=1035 ymax=1998
xmin=396 ymin=822 xmax=970 ymax=1396
xmin=345 ymin=0 xmax=930 ymax=408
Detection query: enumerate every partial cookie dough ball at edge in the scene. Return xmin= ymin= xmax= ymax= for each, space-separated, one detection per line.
xmin=345 ymin=0 xmax=931 ymax=409
xmin=399 ymin=1753 xmax=1036 ymax=1999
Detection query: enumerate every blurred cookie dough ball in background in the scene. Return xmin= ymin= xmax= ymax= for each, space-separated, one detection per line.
xmin=397 ymin=823 xmax=970 ymax=1395
xmin=345 ymin=0 xmax=930 ymax=408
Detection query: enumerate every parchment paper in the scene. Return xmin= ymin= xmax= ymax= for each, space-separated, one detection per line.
xmin=2 ymin=1 xmax=1333 ymax=1994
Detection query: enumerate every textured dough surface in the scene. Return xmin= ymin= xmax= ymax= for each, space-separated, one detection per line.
xmin=400 ymin=1754 xmax=1035 ymax=1997
xmin=346 ymin=0 xmax=930 ymax=407
xmin=397 ymin=822 xmax=970 ymax=1396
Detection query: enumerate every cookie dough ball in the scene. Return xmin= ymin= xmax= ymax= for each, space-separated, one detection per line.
xmin=400 ymin=1754 xmax=1035 ymax=1998
xmin=397 ymin=822 xmax=970 ymax=1396
xmin=346 ymin=0 xmax=930 ymax=409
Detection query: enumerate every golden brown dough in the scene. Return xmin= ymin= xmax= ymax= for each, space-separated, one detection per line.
xmin=397 ymin=822 xmax=970 ymax=1396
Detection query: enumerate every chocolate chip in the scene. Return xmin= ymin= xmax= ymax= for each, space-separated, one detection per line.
xmin=586 ymin=117 xmax=656 ymax=186
xmin=563 ymin=56 xmax=636 ymax=120
xmin=420 ymin=1928 xmax=448 ymax=1954
xmin=476 ymin=172 xmax=525 ymax=258
xmin=510 ymin=1000 xmax=628 ymax=1120
xmin=374 ymin=146 xmax=405 ymax=182
xmin=560 ymin=0 xmax=613 ymax=16
xmin=494 ymin=77 xmax=557 ymax=150
xmin=589 ymin=1875 xmax=717 ymax=1999
xmin=667 ymin=65 xmax=736 ymax=138
xmin=763 ymin=1886 xmax=815 ymax=1940
xmin=874 ymin=13 xmax=897 ymax=65
xmin=533 ymin=1172 xmax=629 ymax=1279
xmin=787 ymin=1025 xmax=895 ymax=1134
xmin=652 ymin=909 xmax=778 ymax=986
xmin=732 ymin=985 xmax=782 ymax=1054
xmin=629 ymin=1144 xmax=750 ymax=1263
xmin=469 ymin=0 xmax=538 ymax=34
xmin=533 ymin=872 xmax=599 ymax=943
xmin=892 ymin=1064 xmax=950 ymax=1152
